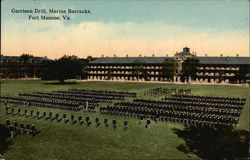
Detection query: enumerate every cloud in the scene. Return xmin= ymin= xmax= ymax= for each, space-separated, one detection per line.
xmin=1 ymin=20 xmax=249 ymax=59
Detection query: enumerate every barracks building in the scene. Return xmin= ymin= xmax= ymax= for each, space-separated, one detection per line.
xmin=0 ymin=55 xmax=50 ymax=79
xmin=87 ymin=47 xmax=250 ymax=83
xmin=1 ymin=47 xmax=249 ymax=83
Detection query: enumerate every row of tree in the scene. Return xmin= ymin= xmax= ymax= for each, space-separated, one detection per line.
xmin=41 ymin=55 xmax=87 ymax=83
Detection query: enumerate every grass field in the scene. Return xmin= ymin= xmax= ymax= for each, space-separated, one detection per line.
xmin=0 ymin=80 xmax=249 ymax=159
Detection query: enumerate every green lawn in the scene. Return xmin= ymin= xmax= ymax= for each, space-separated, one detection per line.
xmin=0 ymin=80 xmax=249 ymax=160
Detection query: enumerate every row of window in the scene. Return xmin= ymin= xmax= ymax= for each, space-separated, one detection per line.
xmin=198 ymin=67 xmax=240 ymax=70
xmin=88 ymin=66 xmax=163 ymax=69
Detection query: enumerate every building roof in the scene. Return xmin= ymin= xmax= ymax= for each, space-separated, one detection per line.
xmin=91 ymin=56 xmax=250 ymax=65
xmin=196 ymin=57 xmax=250 ymax=65
xmin=91 ymin=57 xmax=173 ymax=64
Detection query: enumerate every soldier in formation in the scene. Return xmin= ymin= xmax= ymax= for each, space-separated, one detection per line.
xmin=104 ymin=118 xmax=108 ymax=128
xmin=124 ymin=119 xmax=128 ymax=131
xmin=112 ymin=119 xmax=117 ymax=129
xmin=95 ymin=117 xmax=100 ymax=127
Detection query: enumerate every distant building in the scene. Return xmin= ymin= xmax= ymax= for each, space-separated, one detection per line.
xmin=0 ymin=55 xmax=50 ymax=79
xmin=88 ymin=47 xmax=250 ymax=83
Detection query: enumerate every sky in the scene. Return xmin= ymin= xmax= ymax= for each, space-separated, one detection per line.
xmin=1 ymin=0 xmax=249 ymax=59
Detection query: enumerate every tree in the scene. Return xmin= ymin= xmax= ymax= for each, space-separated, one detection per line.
xmin=106 ymin=70 xmax=112 ymax=80
xmin=234 ymin=65 xmax=249 ymax=83
xmin=142 ymin=69 xmax=149 ymax=81
xmin=181 ymin=58 xmax=199 ymax=81
xmin=86 ymin=56 xmax=97 ymax=63
xmin=132 ymin=60 xmax=144 ymax=81
xmin=19 ymin=54 xmax=34 ymax=78
xmin=161 ymin=59 xmax=178 ymax=81
xmin=19 ymin=54 xmax=33 ymax=63
xmin=41 ymin=55 xmax=84 ymax=83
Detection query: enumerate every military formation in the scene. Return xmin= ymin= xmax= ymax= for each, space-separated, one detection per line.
xmin=1 ymin=88 xmax=246 ymax=130
xmin=5 ymin=107 xmax=133 ymax=131
xmin=144 ymin=88 xmax=191 ymax=96
xmin=6 ymin=119 xmax=37 ymax=138
xmin=0 ymin=89 xmax=137 ymax=112
xmin=100 ymin=94 xmax=245 ymax=128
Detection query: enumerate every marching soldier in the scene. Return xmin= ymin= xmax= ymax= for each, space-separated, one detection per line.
xmin=63 ymin=113 xmax=67 ymax=123
xmin=6 ymin=118 xmax=10 ymax=129
xmin=10 ymin=125 xmax=14 ymax=139
xmin=85 ymin=116 xmax=90 ymax=123
xmin=20 ymin=121 xmax=25 ymax=135
xmin=18 ymin=108 xmax=21 ymax=116
xmin=14 ymin=120 xmax=18 ymax=134
xmin=11 ymin=108 xmax=15 ymax=115
xmin=124 ymin=119 xmax=128 ymax=130
xmin=95 ymin=117 xmax=100 ymax=127
xmin=55 ymin=113 xmax=59 ymax=122
xmin=30 ymin=110 xmax=34 ymax=118
xmin=36 ymin=111 xmax=40 ymax=119
xmin=24 ymin=109 xmax=28 ymax=117
xmin=87 ymin=120 xmax=91 ymax=127
xmin=79 ymin=119 xmax=84 ymax=126
xmin=139 ymin=116 xmax=143 ymax=125
xmin=49 ymin=112 xmax=53 ymax=121
xmin=31 ymin=124 xmax=36 ymax=136
xmin=71 ymin=114 xmax=75 ymax=123
xmin=43 ymin=112 xmax=46 ymax=120
xmin=112 ymin=119 xmax=117 ymax=129
xmin=5 ymin=106 xmax=9 ymax=114
xmin=85 ymin=101 xmax=88 ymax=112
xmin=104 ymin=118 xmax=108 ymax=128
xmin=78 ymin=115 xmax=82 ymax=122
xmin=146 ymin=118 xmax=151 ymax=129
xmin=26 ymin=123 xmax=31 ymax=135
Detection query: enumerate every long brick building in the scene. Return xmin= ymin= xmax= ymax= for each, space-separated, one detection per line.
xmin=87 ymin=47 xmax=250 ymax=83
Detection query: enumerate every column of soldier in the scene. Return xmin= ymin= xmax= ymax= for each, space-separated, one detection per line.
xmin=144 ymin=88 xmax=191 ymax=96
xmin=0 ymin=89 xmax=137 ymax=113
xmin=5 ymin=107 xmax=133 ymax=131
xmin=6 ymin=119 xmax=37 ymax=139
xmin=100 ymin=94 xmax=245 ymax=128
xmin=68 ymin=89 xmax=137 ymax=98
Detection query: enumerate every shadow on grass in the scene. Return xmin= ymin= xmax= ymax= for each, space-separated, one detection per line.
xmin=0 ymin=124 xmax=12 ymax=155
xmin=44 ymin=81 xmax=78 ymax=85
xmin=32 ymin=130 xmax=41 ymax=137
xmin=173 ymin=126 xmax=249 ymax=160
